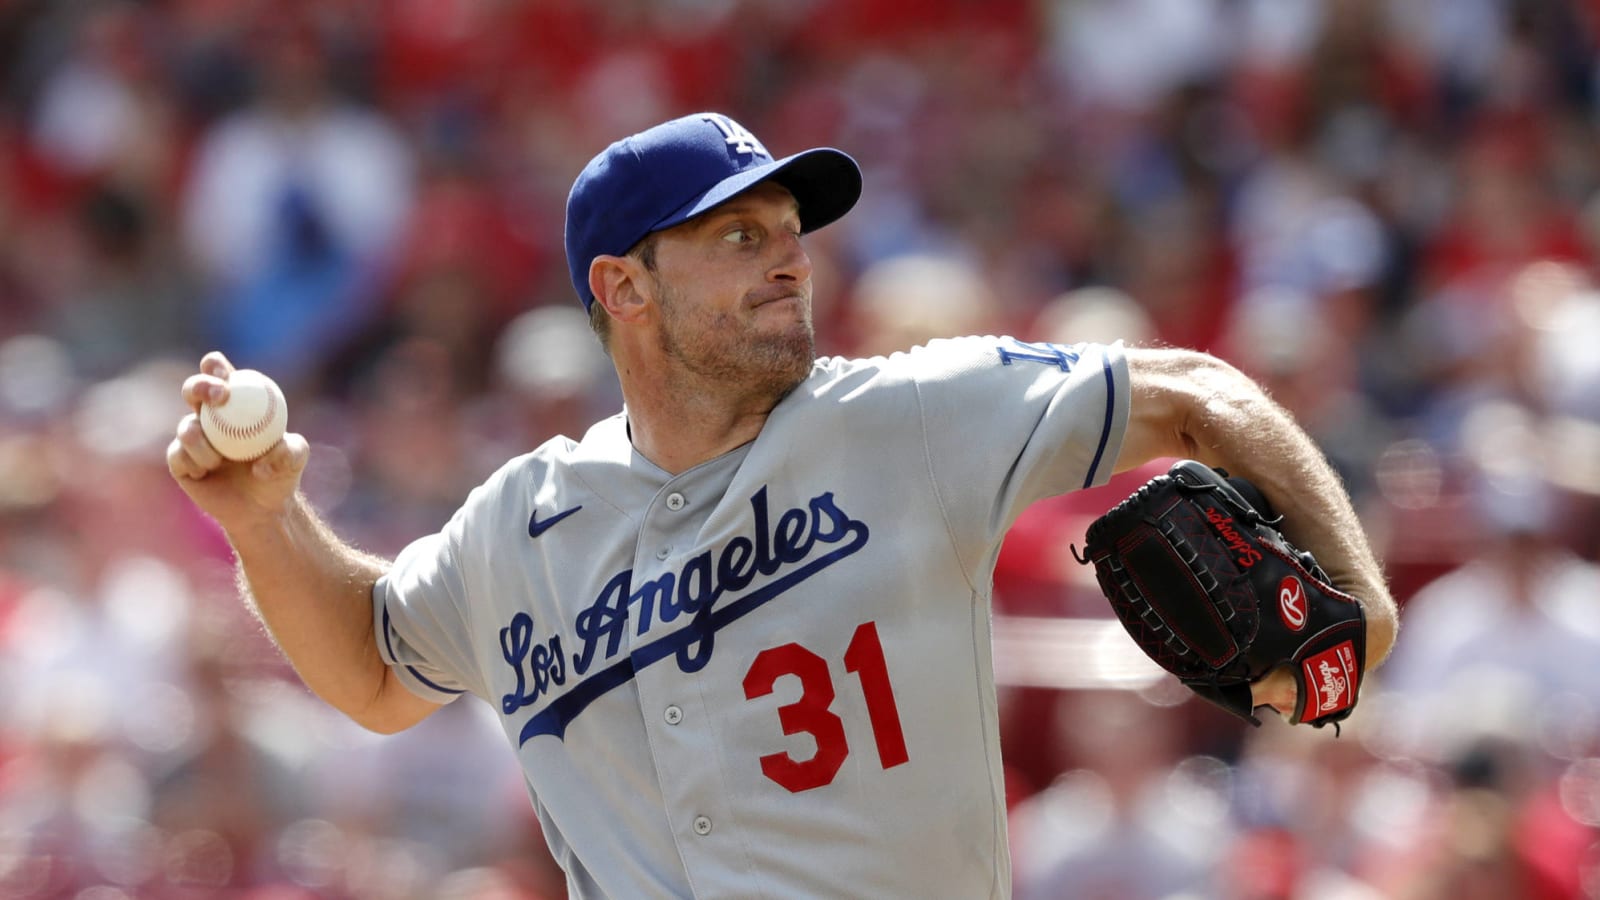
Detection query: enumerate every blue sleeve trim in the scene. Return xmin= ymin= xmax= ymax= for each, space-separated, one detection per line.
xmin=407 ymin=665 xmax=466 ymax=696
xmin=380 ymin=602 xmax=398 ymax=660
xmin=381 ymin=603 xmax=466 ymax=696
xmin=1082 ymin=354 xmax=1116 ymax=489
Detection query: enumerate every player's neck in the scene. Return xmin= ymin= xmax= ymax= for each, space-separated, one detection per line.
xmin=617 ymin=369 xmax=788 ymax=475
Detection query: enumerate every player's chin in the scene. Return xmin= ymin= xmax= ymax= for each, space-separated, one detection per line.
xmin=749 ymin=327 xmax=815 ymax=386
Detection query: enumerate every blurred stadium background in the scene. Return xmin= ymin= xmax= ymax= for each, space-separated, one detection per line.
xmin=2 ymin=0 xmax=1600 ymax=897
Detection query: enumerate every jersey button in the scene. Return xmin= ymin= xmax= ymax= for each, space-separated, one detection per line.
xmin=665 ymin=492 xmax=686 ymax=511
xmin=655 ymin=547 xmax=671 ymax=561
xmin=692 ymin=815 xmax=712 ymax=836
xmin=664 ymin=705 xmax=683 ymax=725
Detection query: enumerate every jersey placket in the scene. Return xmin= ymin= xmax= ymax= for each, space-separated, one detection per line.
xmin=627 ymin=457 xmax=754 ymax=894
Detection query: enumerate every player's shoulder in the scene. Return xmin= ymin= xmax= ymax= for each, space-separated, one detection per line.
xmin=814 ymin=335 xmax=988 ymax=380
xmin=483 ymin=432 xmax=582 ymax=477
xmin=810 ymin=335 xmax=1106 ymax=388
xmin=457 ymin=431 xmax=589 ymax=515
xmin=431 ymin=430 xmax=596 ymax=551
xmin=523 ymin=419 xmax=637 ymax=496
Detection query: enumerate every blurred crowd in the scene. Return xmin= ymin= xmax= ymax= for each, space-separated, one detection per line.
xmin=1 ymin=0 xmax=1599 ymax=897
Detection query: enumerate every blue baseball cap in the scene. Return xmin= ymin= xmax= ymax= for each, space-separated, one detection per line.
xmin=564 ymin=112 xmax=862 ymax=311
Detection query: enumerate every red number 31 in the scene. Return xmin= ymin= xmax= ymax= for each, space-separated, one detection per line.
xmin=741 ymin=621 xmax=910 ymax=793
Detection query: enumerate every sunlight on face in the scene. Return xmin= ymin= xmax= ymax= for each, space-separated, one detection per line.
xmin=648 ymin=183 xmax=816 ymax=401
xmin=652 ymin=268 xmax=815 ymax=397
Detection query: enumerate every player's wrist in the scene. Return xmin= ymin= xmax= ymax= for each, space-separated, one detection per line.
xmin=222 ymin=488 xmax=313 ymax=545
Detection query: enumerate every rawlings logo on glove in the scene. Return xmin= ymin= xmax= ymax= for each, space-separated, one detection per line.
xmin=1077 ymin=460 xmax=1367 ymax=730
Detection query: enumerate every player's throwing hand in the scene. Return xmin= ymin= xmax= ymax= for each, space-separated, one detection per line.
xmin=166 ymin=352 xmax=310 ymax=530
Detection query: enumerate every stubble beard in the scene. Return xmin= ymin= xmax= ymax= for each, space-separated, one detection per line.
xmin=655 ymin=280 xmax=816 ymax=408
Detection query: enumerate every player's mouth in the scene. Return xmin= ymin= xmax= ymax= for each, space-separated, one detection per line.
xmin=747 ymin=285 xmax=808 ymax=311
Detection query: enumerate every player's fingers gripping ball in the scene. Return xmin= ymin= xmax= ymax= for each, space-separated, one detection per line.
xmin=1078 ymin=460 xmax=1366 ymax=730
xmin=200 ymin=368 xmax=289 ymax=462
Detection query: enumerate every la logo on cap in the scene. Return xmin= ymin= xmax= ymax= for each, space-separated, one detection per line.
xmin=703 ymin=114 xmax=768 ymax=158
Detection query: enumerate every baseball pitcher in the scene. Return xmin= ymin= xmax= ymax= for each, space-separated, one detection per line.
xmin=168 ymin=113 xmax=1398 ymax=898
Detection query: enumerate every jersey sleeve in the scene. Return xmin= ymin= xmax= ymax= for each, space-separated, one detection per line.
xmin=907 ymin=336 xmax=1129 ymax=533
xmin=372 ymin=489 xmax=495 ymax=705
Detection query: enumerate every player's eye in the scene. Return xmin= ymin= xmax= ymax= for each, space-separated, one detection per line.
xmin=722 ymin=227 xmax=754 ymax=245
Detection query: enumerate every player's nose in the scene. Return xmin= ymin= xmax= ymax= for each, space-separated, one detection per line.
xmin=767 ymin=230 xmax=812 ymax=284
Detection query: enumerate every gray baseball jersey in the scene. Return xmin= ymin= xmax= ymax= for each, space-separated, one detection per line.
xmin=374 ymin=335 xmax=1130 ymax=899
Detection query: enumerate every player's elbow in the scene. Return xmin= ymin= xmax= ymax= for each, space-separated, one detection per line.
xmin=353 ymin=712 xmax=424 ymax=736
xmin=1361 ymin=590 xmax=1401 ymax=671
xmin=334 ymin=669 xmax=443 ymax=735
xmin=346 ymin=700 xmax=440 ymax=735
xmin=1121 ymin=348 xmax=1265 ymax=468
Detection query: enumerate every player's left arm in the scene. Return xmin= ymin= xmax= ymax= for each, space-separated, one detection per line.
xmin=1114 ymin=347 xmax=1399 ymax=703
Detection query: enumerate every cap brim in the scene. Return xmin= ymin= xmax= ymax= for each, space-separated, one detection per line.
xmin=653 ymin=147 xmax=862 ymax=237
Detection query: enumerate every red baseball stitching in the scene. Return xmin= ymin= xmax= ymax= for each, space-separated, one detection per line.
xmin=206 ymin=386 xmax=278 ymax=440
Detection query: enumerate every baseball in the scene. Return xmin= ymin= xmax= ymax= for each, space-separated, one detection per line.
xmin=201 ymin=369 xmax=288 ymax=462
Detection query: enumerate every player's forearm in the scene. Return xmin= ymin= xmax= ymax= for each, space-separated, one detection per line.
xmin=226 ymin=492 xmax=400 ymax=723
xmin=1175 ymin=357 xmax=1399 ymax=666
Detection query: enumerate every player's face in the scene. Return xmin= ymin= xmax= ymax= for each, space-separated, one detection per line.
xmin=645 ymin=183 xmax=816 ymax=396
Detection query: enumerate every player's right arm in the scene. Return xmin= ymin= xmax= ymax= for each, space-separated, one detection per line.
xmin=167 ymin=353 xmax=442 ymax=734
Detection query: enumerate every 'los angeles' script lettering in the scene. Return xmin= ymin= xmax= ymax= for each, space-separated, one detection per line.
xmin=498 ymin=486 xmax=870 ymax=743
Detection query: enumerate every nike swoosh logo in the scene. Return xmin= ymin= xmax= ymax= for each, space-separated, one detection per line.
xmin=528 ymin=505 xmax=583 ymax=539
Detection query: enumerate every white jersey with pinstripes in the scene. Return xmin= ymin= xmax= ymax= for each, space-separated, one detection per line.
xmin=373 ymin=336 xmax=1130 ymax=899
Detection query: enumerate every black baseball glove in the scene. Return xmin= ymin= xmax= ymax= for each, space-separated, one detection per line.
xmin=1078 ymin=460 xmax=1366 ymax=730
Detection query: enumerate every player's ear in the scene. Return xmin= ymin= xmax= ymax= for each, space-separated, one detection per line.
xmin=590 ymin=254 xmax=652 ymax=324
